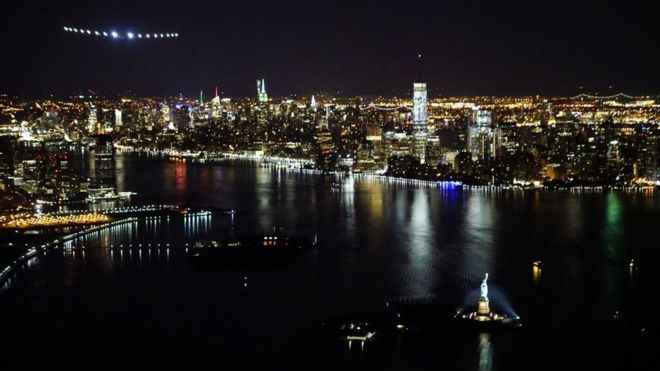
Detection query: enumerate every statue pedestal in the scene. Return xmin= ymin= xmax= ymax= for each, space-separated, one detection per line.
xmin=477 ymin=297 xmax=490 ymax=316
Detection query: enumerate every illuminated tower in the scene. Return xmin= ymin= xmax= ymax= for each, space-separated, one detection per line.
xmin=211 ymin=87 xmax=221 ymax=118
xmin=645 ymin=135 xmax=659 ymax=180
xmin=318 ymin=107 xmax=330 ymax=130
xmin=175 ymin=105 xmax=192 ymax=130
xmin=412 ymin=53 xmax=428 ymax=164
xmin=114 ymin=109 xmax=122 ymax=127
xmin=161 ymin=104 xmax=170 ymax=127
xmin=257 ymin=78 xmax=268 ymax=103
xmin=93 ymin=134 xmax=115 ymax=189
xmin=87 ymin=106 xmax=98 ymax=133
xmin=467 ymin=107 xmax=494 ymax=160
xmin=0 ymin=135 xmax=17 ymax=177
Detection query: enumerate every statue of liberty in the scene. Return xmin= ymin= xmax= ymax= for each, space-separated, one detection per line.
xmin=480 ymin=273 xmax=489 ymax=299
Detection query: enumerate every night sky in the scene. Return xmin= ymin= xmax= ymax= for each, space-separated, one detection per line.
xmin=1 ymin=0 xmax=658 ymax=98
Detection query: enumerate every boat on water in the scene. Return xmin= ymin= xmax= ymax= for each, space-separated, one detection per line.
xmin=339 ymin=322 xmax=377 ymax=341
xmin=86 ymin=188 xmax=135 ymax=203
xmin=188 ymin=226 xmax=316 ymax=259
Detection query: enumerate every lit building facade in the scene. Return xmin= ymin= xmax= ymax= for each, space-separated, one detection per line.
xmin=114 ymin=109 xmax=122 ymax=127
xmin=257 ymin=79 xmax=268 ymax=103
xmin=412 ymin=82 xmax=428 ymax=164
xmin=93 ymin=134 xmax=115 ymax=189
xmin=87 ymin=106 xmax=98 ymax=133
xmin=467 ymin=107 xmax=495 ymax=159
xmin=411 ymin=54 xmax=429 ymax=164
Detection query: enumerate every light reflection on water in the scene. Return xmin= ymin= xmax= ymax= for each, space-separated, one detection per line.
xmin=406 ymin=190 xmax=433 ymax=297
xmin=478 ymin=333 xmax=493 ymax=371
xmin=2 ymin=155 xmax=660 ymax=370
xmin=458 ymin=195 xmax=495 ymax=290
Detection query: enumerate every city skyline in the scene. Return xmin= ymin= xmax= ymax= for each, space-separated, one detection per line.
xmin=1 ymin=0 xmax=658 ymax=97
xmin=1 ymin=1 xmax=660 ymax=370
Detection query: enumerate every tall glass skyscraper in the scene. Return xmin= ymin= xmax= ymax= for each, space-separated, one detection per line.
xmin=467 ymin=107 xmax=495 ymax=160
xmin=412 ymin=54 xmax=428 ymax=164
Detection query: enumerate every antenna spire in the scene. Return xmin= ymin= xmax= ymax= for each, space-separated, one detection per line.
xmin=416 ymin=52 xmax=423 ymax=82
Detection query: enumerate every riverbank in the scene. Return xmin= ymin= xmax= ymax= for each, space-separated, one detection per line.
xmin=0 ymin=217 xmax=138 ymax=285
xmin=115 ymin=147 xmax=658 ymax=192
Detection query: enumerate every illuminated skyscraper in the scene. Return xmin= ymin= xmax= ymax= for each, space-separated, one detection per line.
xmin=315 ymin=128 xmax=335 ymax=171
xmin=160 ymin=104 xmax=170 ymax=127
xmin=93 ymin=134 xmax=115 ymax=189
xmin=174 ymin=105 xmax=192 ymax=130
xmin=412 ymin=54 xmax=428 ymax=164
xmin=114 ymin=109 xmax=122 ymax=127
xmin=467 ymin=107 xmax=495 ymax=159
xmin=257 ymin=78 xmax=268 ymax=103
xmin=645 ymin=135 xmax=660 ymax=180
xmin=211 ymin=88 xmax=221 ymax=118
xmin=607 ymin=140 xmax=622 ymax=168
xmin=87 ymin=106 xmax=98 ymax=133
xmin=318 ymin=107 xmax=330 ymax=130
xmin=0 ymin=135 xmax=17 ymax=177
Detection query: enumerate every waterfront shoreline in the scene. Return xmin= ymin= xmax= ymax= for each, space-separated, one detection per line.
xmin=117 ymin=147 xmax=658 ymax=192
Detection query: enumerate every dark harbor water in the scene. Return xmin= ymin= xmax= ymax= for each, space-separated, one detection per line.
xmin=1 ymin=153 xmax=658 ymax=370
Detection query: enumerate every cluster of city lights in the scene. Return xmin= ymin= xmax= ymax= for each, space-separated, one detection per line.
xmin=62 ymin=26 xmax=179 ymax=40
xmin=1 ymin=212 xmax=110 ymax=229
